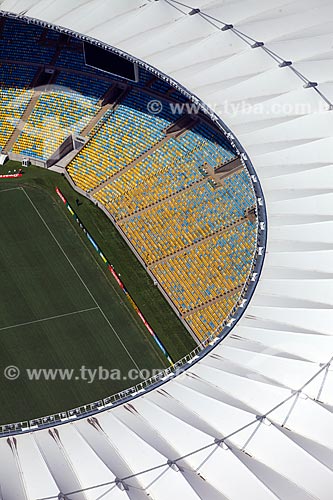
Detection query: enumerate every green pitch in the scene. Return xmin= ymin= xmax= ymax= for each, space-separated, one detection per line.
xmin=0 ymin=161 xmax=195 ymax=425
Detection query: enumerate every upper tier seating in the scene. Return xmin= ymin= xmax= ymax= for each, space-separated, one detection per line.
xmin=55 ymin=72 xmax=111 ymax=104
xmin=188 ymin=121 xmax=236 ymax=167
xmin=0 ymin=18 xmax=56 ymax=64
xmin=56 ymin=45 xmax=89 ymax=72
xmin=149 ymin=78 xmax=172 ymax=94
xmin=56 ymin=45 xmax=152 ymax=87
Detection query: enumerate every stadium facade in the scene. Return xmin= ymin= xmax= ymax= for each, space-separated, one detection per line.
xmin=0 ymin=0 xmax=332 ymax=498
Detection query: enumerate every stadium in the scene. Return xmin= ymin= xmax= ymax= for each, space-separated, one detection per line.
xmin=0 ymin=0 xmax=332 ymax=499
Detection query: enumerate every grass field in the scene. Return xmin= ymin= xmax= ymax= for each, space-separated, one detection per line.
xmin=0 ymin=161 xmax=195 ymax=425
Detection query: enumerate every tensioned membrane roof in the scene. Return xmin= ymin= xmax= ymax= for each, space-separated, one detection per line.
xmin=0 ymin=0 xmax=333 ymax=498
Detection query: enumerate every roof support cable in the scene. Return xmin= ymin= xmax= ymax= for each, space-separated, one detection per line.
xmin=166 ymin=1 xmax=333 ymax=113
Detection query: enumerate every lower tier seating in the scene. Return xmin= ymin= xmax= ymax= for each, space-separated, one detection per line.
xmin=94 ymin=138 xmax=207 ymax=218
xmin=119 ymin=171 xmax=255 ymax=265
xmin=0 ymin=64 xmax=35 ymax=149
xmin=151 ymin=220 xmax=256 ymax=313
xmin=67 ymin=89 xmax=181 ymax=191
xmin=12 ymin=87 xmax=100 ymax=160
xmin=185 ymin=293 xmax=240 ymax=342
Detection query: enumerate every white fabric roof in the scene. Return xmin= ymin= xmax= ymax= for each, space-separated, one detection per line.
xmin=1 ymin=0 xmax=333 ymax=498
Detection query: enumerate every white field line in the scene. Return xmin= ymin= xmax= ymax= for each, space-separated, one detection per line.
xmin=0 ymin=187 xmax=21 ymax=194
xmin=21 ymin=188 xmax=141 ymax=371
xmin=0 ymin=307 xmax=99 ymax=332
